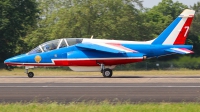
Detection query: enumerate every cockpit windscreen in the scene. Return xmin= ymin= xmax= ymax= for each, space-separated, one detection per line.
xmin=27 ymin=38 xmax=83 ymax=55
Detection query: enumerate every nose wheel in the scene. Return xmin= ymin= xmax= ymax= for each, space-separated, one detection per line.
xmin=27 ymin=72 xmax=34 ymax=78
xmin=25 ymin=67 xmax=34 ymax=78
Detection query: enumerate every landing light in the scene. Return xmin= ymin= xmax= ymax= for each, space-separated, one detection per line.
xmin=143 ymin=56 xmax=147 ymax=60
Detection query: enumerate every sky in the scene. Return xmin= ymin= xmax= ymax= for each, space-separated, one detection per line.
xmin=142 ymin=0 xmax=200 ymax=8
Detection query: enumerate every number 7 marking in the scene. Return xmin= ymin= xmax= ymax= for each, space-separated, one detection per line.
xmin=184 ymin=26 xmax=189 ymax=37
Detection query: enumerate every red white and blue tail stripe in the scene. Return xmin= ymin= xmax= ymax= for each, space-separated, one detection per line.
xmin=152 ymin=9 xmax=195 ymax=45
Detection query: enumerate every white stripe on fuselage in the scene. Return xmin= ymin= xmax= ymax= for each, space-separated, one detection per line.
xmin=52 ymin=57 xmax=143 ymax=61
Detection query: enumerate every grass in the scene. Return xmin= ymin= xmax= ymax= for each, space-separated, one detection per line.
xmin=0 ymin=102 xmax=200 ymax=112
xmin=0 ymin=68 xmax=200 ymax=76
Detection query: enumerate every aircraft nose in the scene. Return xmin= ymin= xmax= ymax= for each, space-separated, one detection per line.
xmin=4 ymin=57 xmax=17 ymax=65
xmin=4 ymin=54 xmax=27 ymax=66
xmin=4 ymin=59 xmax=10 ymax=64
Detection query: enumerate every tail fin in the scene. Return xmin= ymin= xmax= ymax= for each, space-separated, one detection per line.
xmin=152 ymin=9 xmax=195 ymax=45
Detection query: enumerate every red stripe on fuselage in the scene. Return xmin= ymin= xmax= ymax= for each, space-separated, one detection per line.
xmin=54 ymin=58 xmax=143 ymax=66
xmin=173 ymin=17 xmax=194 ymax=45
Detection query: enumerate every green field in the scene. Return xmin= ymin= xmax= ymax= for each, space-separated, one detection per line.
xmin=1 ymin=68 xmax=200 ymax=76
xmin=0 ymin=102 xmax=200 ymax=112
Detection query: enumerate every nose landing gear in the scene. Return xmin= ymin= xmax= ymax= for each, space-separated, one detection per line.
xmin=25 ymin=66 xmax=35 ymax=78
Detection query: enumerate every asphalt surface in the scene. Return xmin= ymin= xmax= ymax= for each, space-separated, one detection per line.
xmin=1 ymin=76 xmax=200 ymax=103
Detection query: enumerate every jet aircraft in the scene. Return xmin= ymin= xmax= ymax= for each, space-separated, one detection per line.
xmin=4 ymin=9 xmax=195 ymax=78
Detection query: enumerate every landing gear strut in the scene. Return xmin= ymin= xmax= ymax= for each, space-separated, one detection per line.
xmin=25 ymin=66 xmax=34 ymax=78
xmin=100 ymin=64 xmax=113 ymax=77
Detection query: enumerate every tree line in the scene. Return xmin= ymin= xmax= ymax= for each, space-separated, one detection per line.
xmin=1 ymin=0 xmax=200 ymax=63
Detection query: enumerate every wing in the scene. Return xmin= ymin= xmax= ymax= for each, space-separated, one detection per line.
xmin=76 ymin=42 xmax=137 ymax=53
xmin=165 ymin=48 xmax=194 ymax=54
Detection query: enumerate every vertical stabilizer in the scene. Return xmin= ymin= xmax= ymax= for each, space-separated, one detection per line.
xmin=152 ymin=9 xmax=195 ymax=45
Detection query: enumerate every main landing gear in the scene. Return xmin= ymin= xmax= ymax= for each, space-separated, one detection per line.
xmin=100 ymin=64 xmax=113 ymax=77
xmin=25 ymin=66 xmax=34 ymax=78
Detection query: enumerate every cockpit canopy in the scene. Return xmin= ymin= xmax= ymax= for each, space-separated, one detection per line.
xmin=28 ymin=38 xmax=83 ymax=55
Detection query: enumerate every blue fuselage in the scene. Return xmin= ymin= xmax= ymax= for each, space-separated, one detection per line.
xmin=4 ymin=43 xmax=193 ymax=66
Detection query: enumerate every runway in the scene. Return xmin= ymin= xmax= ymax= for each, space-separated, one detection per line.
xmin=0 ymin=76 xmax=200 ymax=103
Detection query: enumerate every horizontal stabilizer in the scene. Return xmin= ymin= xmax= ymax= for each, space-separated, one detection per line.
xmin=76 ymin=43 xmax=137 ymax=53
xmin=165 ymin=48 xmax=194 ymax=54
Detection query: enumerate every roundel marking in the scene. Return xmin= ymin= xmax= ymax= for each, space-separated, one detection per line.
xmin=35 ymin=55 xmax=42 ymax=63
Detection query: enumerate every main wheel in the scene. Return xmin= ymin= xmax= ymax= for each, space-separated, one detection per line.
xmin=103 ymin=68 xmax=113 ymax=77
xmin=27 ymin=72 xmax=34 ymax=78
